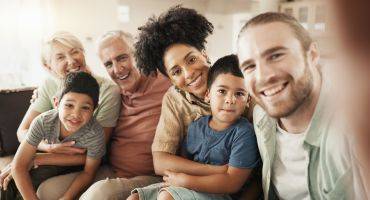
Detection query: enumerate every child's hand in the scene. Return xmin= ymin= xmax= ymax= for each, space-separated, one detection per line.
xmin=163 ymin=170 xmax=189 ymax=187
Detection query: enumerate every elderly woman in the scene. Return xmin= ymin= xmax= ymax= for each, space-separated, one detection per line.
xmin=128 ymin=6 xmax=258 ymax=200
xmin=0 ymin=31 xmax=120 ymax=198
xmin=17 ymin=31 xmax=120 ymax=145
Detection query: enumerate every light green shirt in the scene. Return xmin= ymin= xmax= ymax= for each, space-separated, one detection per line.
xmin=31 ymin=74 xmax=121 ymax=128
xmin=253 ymin=79 xmax=356 ymax=200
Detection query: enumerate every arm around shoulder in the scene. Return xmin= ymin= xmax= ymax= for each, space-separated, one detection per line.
xmin=17 ymin=107 xmax=41 ymax=143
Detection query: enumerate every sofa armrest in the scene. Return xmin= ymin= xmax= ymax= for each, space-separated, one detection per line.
xmin=0 ymin=87 xmax=35 ymax=156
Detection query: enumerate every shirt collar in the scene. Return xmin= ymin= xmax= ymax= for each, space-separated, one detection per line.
xmin=176 ymin=87 xmax=209 ymax=108
xmin=303 ymin=75 xmax=333 ymax=147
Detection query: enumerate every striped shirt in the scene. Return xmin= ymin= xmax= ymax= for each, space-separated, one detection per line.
xmin=26 ymin=109 xmax=105 ymax=159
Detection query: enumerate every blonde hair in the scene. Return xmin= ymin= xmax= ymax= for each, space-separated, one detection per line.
xmin=96 ymin=30 xmax=135 ymax=54
xmin=41 ymin=31 xmax=85 ymax=66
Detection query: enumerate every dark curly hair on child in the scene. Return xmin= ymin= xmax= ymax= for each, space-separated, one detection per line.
xmin=134 ymin=5 xmax=214 ymax=77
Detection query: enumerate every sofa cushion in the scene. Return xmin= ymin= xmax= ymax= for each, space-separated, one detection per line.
xmin=0 ymin=87 xmax=35 ymax=156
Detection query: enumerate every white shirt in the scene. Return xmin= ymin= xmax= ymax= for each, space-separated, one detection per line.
xmin=271 ymin=124 xmax=310 ymax=200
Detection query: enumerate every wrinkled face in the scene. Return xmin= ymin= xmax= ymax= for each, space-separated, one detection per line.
xmin=206 ymin=73 xmax=248 ymax=128
xmin=163 ymin=44 xmax=210 ymax=98
xmin=99 ymin=38 xmax=141 ymax=94
xmin=55 ymin=92 xmax=94 ymax=135
xmin=48 ymin=42 xmax=87 ymax=78
xmin=238 ymin=22 xmax=318 ymax=118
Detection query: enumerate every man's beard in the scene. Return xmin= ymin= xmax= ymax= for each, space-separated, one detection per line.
xmin=259 ymin=64 xmax=314 ymax=119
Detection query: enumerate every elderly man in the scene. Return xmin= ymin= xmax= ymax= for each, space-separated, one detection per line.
xmin=237 ymin=12 xmax=361 ymax=199
xmin=37 ymin=30 xmax=171 ymax=199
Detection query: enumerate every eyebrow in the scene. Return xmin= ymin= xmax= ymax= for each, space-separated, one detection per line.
xmin=169 ymin=51 xmax=194 ymax=72
xmin=240 ymin=46 xmax=288 ymax=67
xmin=216 ymin=85 xmax=247 ymax=92
xmin=65 ymin=99 xmax=93 ymax=105
xmin=261 ymin=46 xmax=287 ymax=58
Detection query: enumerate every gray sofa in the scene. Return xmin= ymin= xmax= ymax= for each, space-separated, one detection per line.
xmin=0 ymin=87 xmax=35 ymax=169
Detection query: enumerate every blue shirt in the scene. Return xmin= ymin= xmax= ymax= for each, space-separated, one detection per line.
xmin=183 ymin=115 xmax=261 ymax=169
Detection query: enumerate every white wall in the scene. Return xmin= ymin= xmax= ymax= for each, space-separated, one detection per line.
xmin=48 ymin=0 xmax=256 ymax=77
xmin=0 ymin=0 xmax=258 ymax=89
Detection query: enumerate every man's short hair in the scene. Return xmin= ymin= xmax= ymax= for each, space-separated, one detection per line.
xmin=207 ymin=54 xmax=244 ymax=88
xmin=97 ymin=30 xmax=135 ymax=54
xmin=59 ymin=71 xmax=100 ymax=108
xmin=41 ymin=31 xmax=84 ymax=67
xmin=238 ymin=12 xmax=313 ymax=51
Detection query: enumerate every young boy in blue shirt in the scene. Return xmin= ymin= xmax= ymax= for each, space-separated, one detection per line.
xmin=1 ymin=71 xmax=105 ymax=200
xmin=130 ymin=54 xmax=261 ymax=200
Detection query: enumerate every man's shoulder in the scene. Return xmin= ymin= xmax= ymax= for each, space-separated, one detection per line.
xmin=149 ymin=73 xmax=171 ymax=90
xmin=253 ymin=105 xmax=270 ymax=124
xmin=94 ymin=74 xmax=120 ymax=91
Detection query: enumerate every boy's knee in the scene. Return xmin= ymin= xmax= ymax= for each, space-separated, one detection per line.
xmin=158 ymin=190 xmax=174 ymax=200
xmin=126 ymin=193 xmax=140 ymax=200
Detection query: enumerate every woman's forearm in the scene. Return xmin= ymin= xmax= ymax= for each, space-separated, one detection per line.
xmin=35 ymin=153 xmax=86 ymax=166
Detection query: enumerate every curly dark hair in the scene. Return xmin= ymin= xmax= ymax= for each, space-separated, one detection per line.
xmin=135 ymin=5 xmax=214 ymax=76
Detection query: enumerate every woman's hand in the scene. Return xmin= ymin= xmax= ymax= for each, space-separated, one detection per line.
xmin=30 ymin=88 xmax=38 ymax=104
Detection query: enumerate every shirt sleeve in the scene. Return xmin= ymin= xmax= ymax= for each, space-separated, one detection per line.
xmin=94 ymin=82 xmax=121 ymax=128
xmin=152 ymin=90 xmax=184 ymax=154
xmin=86 ymin=123 xmax=106 ymax=159
xmin=25 ymin=115 xmax=45 ymax=147
xmin=30 ymin=80 xmax=54 ymax=113
xmin=229 ymin=122 xmax=261 ymax=169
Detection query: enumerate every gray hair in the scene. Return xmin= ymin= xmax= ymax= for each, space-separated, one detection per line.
xmin=97 ymin=30 xmax=135 ymax=53
xmin=41 ymin=31 xmax=85 ymax=66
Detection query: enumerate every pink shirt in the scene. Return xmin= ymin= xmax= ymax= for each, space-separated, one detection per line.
xmin=109 ymin=73 xmax=171 ymax=178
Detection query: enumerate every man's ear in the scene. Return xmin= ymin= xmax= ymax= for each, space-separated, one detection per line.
xmin=307 ymin=42 xmax=320 ymax=67
xmin=204 ymin=89 xmax=211 ymax=103
xmin=53 ymin=96 xmax=59 ymax=108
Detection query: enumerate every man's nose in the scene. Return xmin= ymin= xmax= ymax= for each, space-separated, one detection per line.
xmin=113 ymin=61 xmax=124 ymax=74
xmin=255 ymin=63 xmax=275 ymax=84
